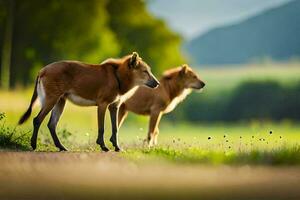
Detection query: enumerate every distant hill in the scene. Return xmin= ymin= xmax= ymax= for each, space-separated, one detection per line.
xmin=186 ymin=0 xmax=300 ymax=65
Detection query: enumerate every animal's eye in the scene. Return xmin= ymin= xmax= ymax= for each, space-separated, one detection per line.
xmin=143 ymin=70 xmax=148 ymax=74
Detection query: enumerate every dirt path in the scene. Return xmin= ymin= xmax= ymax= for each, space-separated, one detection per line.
xmin=0 ymin=152 xmax=299 ymax=200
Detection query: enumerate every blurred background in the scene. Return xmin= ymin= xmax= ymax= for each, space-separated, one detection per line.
xmin=0 ymin=0 xmax=300 ymax=127
xmin=1 ymin=2 xmax=300 ymax=198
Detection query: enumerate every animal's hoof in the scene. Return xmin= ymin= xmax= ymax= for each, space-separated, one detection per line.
xmin=100 ymin=146 xmax=110 ymax=152
xmin=143 ymin=138 xmax=150 ymax=145
xmin=31 ymin=143 xmax=36 ymax=151
xmin=147 ymin=139 xmax=154 ymax=148
xmin=114 ymin=146 xmax=122 ymax=152
xmin=109 ymin=138 xmax=117 ymax=146
xmin=59 ymin=146 xmax=68 ymax=151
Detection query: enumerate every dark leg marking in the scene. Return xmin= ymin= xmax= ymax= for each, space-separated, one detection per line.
xmin=47 ymin=98 xmax=67 ymax=151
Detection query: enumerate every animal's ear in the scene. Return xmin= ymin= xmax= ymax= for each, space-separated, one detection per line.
xmin=180 ymin=64 xmax=188 ymax=75
xmin=129 ymin=52 xmax=139 ymax=68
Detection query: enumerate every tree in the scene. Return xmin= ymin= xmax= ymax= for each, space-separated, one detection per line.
xmin=1 ymin=0 xmax=119 ymax=87
xmin=0 ymin=0 xmax=14 ymax=89
xmin=0 ymin=0 xmax=185 ymax=88
xmin=107 ymin=0 xmax=185 ymax=74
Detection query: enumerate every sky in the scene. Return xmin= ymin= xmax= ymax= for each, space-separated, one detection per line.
xmin=147 ymin=0 xmax=293 ymax=40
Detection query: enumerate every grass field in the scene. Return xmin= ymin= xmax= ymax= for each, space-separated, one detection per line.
xmin=200 ymin=62 xmax=300 ymax=94
xmin=1 ymin=64 xmax=300 ymax=199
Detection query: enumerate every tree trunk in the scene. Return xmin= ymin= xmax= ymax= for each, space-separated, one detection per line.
xmin=1 ymin=0 xmax=14 ymax=89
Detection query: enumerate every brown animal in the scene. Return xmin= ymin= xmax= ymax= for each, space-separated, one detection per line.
xmin=18 ymin=52 xmax=159 ymax=152
xmin=118 ymin=65 xmax=205 ymax=146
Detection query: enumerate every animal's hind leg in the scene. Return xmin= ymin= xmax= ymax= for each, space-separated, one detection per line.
xmin=31 ymin=100 xmax=57 ymax=150
xmin=96 ymin=103 xmax=109 ymax=152
xmin=47 ymin=98 xmax=67 ymax=151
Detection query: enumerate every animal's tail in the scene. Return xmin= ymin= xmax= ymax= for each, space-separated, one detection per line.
xmin=18 ymin=76 xmax=39 ymax=125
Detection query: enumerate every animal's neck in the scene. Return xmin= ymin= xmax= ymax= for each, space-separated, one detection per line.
xmin=161 ymin=77 xmax=186 ymax=101
xmin=115 ymin=66 xmax=134 ymax=95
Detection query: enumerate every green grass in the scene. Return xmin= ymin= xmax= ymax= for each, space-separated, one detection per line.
xmin=125 ymin=145 xmax=300 ymax=165
xmin=1 ymin=111 xmax=299 ymax=165
xmin=121 ymin=121 xmax=300 ymax=165
xmin=0 ymin=113 xmax=30 ymax=150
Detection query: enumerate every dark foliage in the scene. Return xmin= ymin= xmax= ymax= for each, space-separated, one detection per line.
xmin=170 ymin=81 xmax=300 ymax=122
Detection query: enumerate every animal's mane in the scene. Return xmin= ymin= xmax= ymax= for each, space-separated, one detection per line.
xmin=159 ymin=67 xmax=183 ymax=100
xmin=161 ymin=65 xmax=192 ymax=80
xmin=100 ymin=55 xmax=131 ymax=66
xmin=161 ymin=67 xmax=182 ymax=80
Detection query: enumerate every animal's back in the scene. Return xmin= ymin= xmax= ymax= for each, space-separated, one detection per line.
xmin=40 ymin=60 xmax=101 ymax=79
xmin=38 ymin=61 xmax=113 ymax=101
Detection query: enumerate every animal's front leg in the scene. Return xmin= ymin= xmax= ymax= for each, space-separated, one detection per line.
xmin=108 ymin=103 xmax=121 ymax=152
xmin=147 ymin=111 xmax=162 ymax=147
xmin=96 ymin=103 xmax=109 ymax=152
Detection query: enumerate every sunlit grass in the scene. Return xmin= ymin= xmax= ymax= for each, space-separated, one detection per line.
xmin=121 ymin=121 xmax=300 ymax=165
xmin=1 ymin=110 xmax=299 ymax=165
xmin=124 ymin=145 xmax=300 ymax=165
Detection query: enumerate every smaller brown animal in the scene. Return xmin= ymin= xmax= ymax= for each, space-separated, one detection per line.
xmin=18 ymin=52 xmax=159 ymax=152
xmin=118 ymin=65 xmax=205 ymax=146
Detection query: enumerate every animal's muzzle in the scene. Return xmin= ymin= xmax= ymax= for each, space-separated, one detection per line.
xmin=145 ymin=77 xmax=160 ymax=89
xmin=192 ymin=81 xmax=206 ymax=90
xmin=200 ymin=81 xmax=206 ymax=88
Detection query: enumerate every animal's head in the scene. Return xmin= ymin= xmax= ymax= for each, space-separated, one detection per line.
xmin=127 ymin=52 xmax=160 ymax=88
xmin=178 ymin=64 xmax=205 ymax=90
